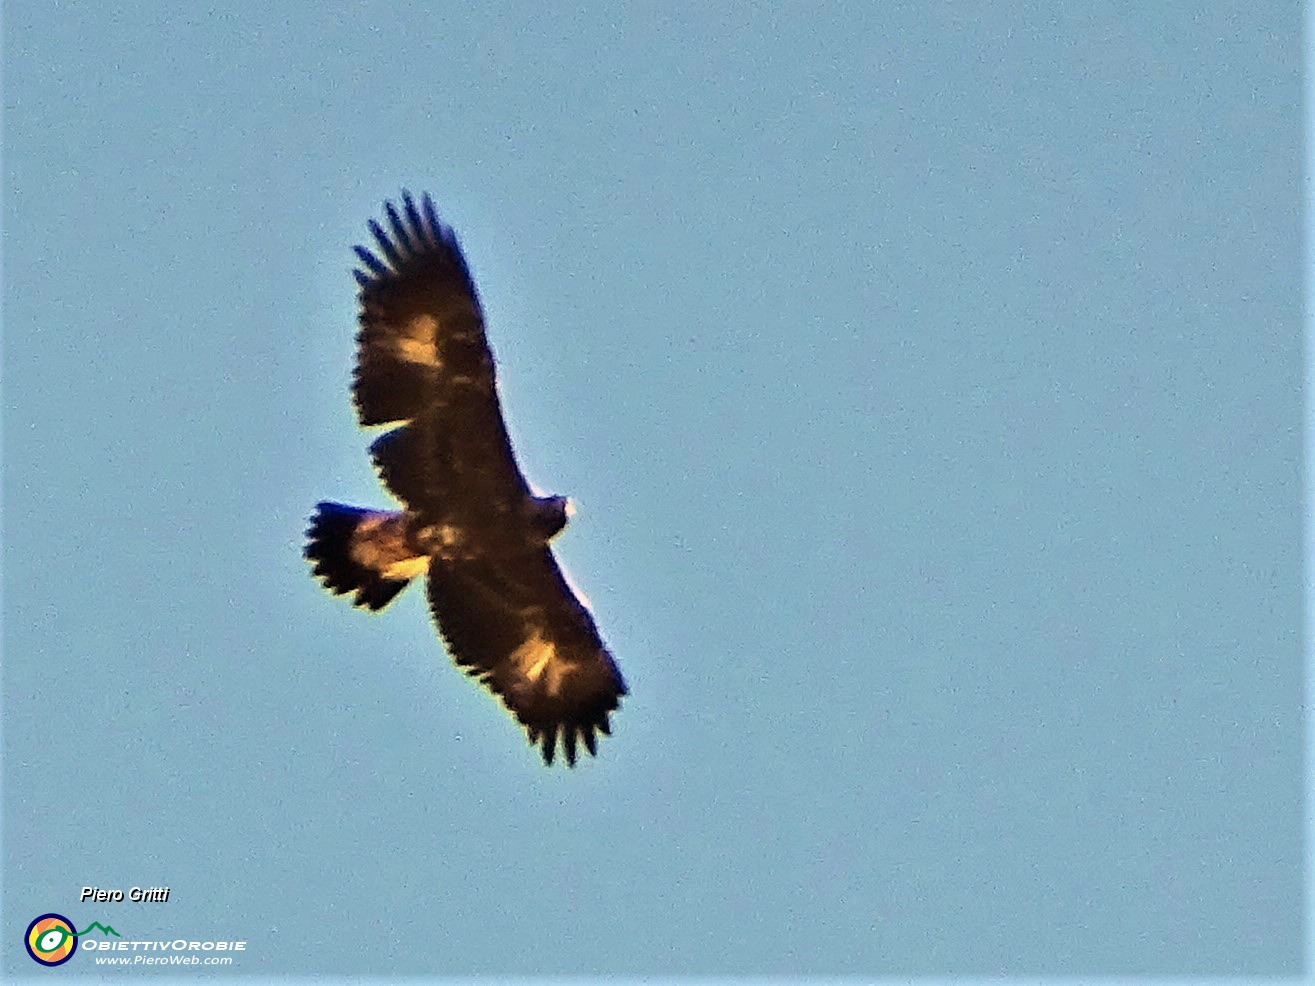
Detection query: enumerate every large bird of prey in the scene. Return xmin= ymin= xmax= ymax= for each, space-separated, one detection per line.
xmin=305 ymin=192 xmax=626 ymax=766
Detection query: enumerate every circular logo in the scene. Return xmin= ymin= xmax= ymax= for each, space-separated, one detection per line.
xmin=25 ymin=913 xmax=78 ymax=966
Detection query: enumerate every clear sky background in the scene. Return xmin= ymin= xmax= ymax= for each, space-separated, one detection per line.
xmin=2 ymin=0 xmax=1304 ymax=979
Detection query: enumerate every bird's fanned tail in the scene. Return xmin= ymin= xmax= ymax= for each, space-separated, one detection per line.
xmin=304 ymin=502 xmax=425 ymax=611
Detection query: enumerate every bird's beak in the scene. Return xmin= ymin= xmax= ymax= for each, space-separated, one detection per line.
xmin=565 ymin=498 xmax=577 ymax=519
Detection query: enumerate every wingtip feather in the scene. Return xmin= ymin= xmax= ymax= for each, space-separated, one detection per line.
xmin=422 ymin=194 xmax=443 ymax=244
xmin=368 ymin=218 xmax=403 ymax=267
xmin=353 ymin=244 xmax=387 ymax=277
xmin=386 ymin=201 xmax=414 ymax=255
xmin=402 ymin=191 xmax=429 ymax=248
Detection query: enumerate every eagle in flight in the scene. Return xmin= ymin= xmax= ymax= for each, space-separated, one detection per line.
xmin=305 ymin=192 xmax=626 ymax=766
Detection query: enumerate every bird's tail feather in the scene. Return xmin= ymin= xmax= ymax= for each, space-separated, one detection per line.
xmin=304 ymin=502 xmax=419 ymax=611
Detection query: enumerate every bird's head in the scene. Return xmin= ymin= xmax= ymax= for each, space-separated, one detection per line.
xmin=530 ymin=494 xmax=573 ymax=540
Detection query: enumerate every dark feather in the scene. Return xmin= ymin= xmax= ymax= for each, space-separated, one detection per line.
xmin=353 ymin=245 xmax=388 ymax=278
xmin=402 ymin=192 xmax=427 ymax=247
xmin=386 ymin=201 xmax=414 ymax=256
xmin=368 ymin=218 xmax=403 ymax=267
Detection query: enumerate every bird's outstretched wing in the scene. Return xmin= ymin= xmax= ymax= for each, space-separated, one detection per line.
xmin=427 ymin=549 xmax=628 ymax=765
xmin=352 ymin=192 xmax=531 ymax=522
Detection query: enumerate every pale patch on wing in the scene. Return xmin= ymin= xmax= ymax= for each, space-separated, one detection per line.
xmin=510 ymin=630 xmax=576 ymax=698
xmin=416 ymin=523 xmax=466 ymax=555
xmin=381 ymin=555 xmax=430 ymax=580
xmin=390 ymin=323 xmax=440 ymax=367
xmin=348 ymin=511 xmax=426 ymax=578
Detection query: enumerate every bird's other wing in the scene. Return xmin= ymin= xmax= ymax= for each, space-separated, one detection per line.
xmin=427 ymin=548 xmax=627 ymax=766
xmin=352 ymin=192 xmax=531 ymax=521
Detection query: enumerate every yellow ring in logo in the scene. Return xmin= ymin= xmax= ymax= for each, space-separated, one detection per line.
xmin=26 ymin=913 xmax=78 ymax=966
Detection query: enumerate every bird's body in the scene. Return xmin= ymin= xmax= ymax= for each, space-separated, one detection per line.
xmin=306 ymin=193 xmax=625 ymax=766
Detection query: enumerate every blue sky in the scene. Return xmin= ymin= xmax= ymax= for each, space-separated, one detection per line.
xmin=3 ymin=0 xmax=1304 ymax=979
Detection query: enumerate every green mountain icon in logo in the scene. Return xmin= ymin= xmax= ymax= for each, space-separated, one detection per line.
xmin=75 ymin=922 xmax=120 ymax=938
